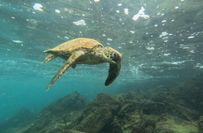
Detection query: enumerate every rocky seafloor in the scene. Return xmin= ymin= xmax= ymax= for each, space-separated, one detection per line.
xmin=0 ymin=75 xmax=202 ymax=133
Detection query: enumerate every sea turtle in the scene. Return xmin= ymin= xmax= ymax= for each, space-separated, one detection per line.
xmin=44 ymin=38 xmax=122 ymax=89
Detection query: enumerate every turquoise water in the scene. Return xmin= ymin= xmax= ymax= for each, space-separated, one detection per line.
xmin=0 ymin=0 xmax=203 ymax=125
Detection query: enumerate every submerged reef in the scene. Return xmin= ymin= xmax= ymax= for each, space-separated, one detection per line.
xmin=1 ymin=76 xmax=202 ymax=133
xmin=23 ymin=91 xmax=86 ymax=133
xmin=0 ymin=108 xmax=35 ymax=133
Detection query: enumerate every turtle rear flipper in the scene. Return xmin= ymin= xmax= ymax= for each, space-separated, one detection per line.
xmin=105 ymin=62 xmax=121 ymax=86
xmin=44 ymin=53 xmax=55 ymax=63
xmin=47 ymin=51 xmax=85 ymax=89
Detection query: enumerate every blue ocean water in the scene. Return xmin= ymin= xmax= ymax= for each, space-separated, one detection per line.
xmin=0 ymin=0 xmax=203 ymax=126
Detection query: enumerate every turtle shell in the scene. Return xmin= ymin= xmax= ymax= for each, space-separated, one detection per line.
xmin=44 ymin=38 xmax=103 ymax=53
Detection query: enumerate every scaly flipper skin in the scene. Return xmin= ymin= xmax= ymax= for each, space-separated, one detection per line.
xmin=47 ymin=51 xmax=85 ymax=89
xmin=44 ymin=53 xmax=55 ymax=63
xmin=105 ymin=62 xmax=121 ymax=86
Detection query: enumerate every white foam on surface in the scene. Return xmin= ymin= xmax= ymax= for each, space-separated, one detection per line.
xmin=73 ymin=19 xmax=86 ymax=26
xmin=130 ymin=30 xmax=135 ymax=34
xmin=196 ymin=63 xmax=203 ymax=69
xmin=132 ymin=7 xmax=150 ymax=21
xmin=107 ymin=38 xmax=113 ymax=41
xmin=187 ymin=35 xmax=195 ymax=39
xmin=102 ymin=34 xmax=106 ymax=37
xmin=124 ymin=8 xmax=129 ymax=15
xmin=146 ymin=46 xmax=155 ymax=51
xmin=55 ymin=9 xmax=61 ymax=14
xmin=154 ymin=24 xmax=158 ymax=27
xmin=33 ymin=3 xmax=44 ymax=12
xmin=175 ymin=6 xmax=179 ymax=9
xmin=163 ymin=61 xmax=185 ymax=65
xmin=159 ymin=32 xmax=168 ymax=38
xmin=179 ymin=44 xmax=190 ymax=49
xmin=163 ymin=53 xmax=171 ymax=56
xmin=161 ymin=20 xmax=167 ymax=23
xmin=12 ymin=40 xmax=23 ymax=44
xmin=117 ymin=3 xmax=122 ymax=7
xmin=94 ymin=0 xmax=100 ymax=3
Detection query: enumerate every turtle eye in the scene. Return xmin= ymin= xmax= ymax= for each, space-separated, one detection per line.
xmin=110 ymin=53 xmax=115 ymax=59
xmin=111 ymin=52 xmax=120 ymax=62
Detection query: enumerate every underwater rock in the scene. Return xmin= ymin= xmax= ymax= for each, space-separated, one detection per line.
xmin=8 ymin=76 xmax=202 ymax=133
xmin=155 ymin=115 xmax=198 ymax=133
xmin=43 ymin=91 xmax=86 ymax=113
xmin=71 ymin=93 xmax=120 ymax=133
xmin=68 ymin=88 xmax=201 ymax=133
xmin=107 ymin=90 xmax=200 ymax=133
xmin=117 ymin=91 xmax=196 ymax=121
xmin=199 ymin=116 xmax=203 ymax=133
xmin=0 ymin=108 xmax=35 ymax=133
xmin=117 ymin=111 xmax=157 ymax=133
xmin=65 ymin=130 xmax=86 ymax=133
xmin=169 ymin=74 xmax=203 ymax=116
xmin=23 ymin=92 xmax=86 ymax=133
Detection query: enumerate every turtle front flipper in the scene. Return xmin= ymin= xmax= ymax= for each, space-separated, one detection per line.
xmin=105 ymin=62 xmax=121 ymax=86
xmin=47 ymin=51 xmax=85 ymax=89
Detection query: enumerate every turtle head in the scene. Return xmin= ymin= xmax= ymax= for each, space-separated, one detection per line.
xmin=104 ymin=47 xmax=122 ymax=64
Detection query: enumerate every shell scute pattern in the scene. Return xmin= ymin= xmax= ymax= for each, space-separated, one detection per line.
xmin=50 ymin=38 xmax=103 ymax=53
